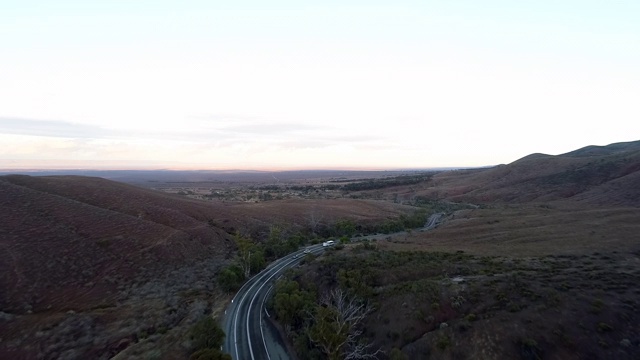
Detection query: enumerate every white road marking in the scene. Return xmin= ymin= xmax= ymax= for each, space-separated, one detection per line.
xmin=227 ymin=245 xmax=324 ymax=360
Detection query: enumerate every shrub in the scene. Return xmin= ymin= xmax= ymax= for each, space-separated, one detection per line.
xmin=190 ymin=349 xmax=232 ymax=360
xmin=390 ymin=347 xmax=407 ymax=360
xmin=589 ymin=298 xmax=605 ymax=314
xmin=217 ymin=265 xmax=244 ymax=292
xmin=518 ymin=338 xmax=541 ymax=360
xmin=96 ymin=238 xmax=111 ymax=248
xmin=597 ymin=322 xmax=613 ymax=332
xmin=190 ymin=317 xmax=225 ymax=352
xmin=436 ymin=334 xmax=451 ymax=350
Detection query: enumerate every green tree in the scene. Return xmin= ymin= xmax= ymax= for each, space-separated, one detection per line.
xmin=217 ymin=264 xmax=244 ymax=292
xmin=190 ymin=349 xmax=232 ymax=360
xmin=234 ymin=232 xmax=256 ymax=278
xmin=264 ymin=225 xmax=287 ymax=258
xmin=273 ymin=279 xmax=315 ymax=332
xmin=337 ymin=268 xmax=374 ymax=299
xmin=335 ymin=219 xmax=356 ymax=237
xmin=389 ymin=348 xmax=407 ymax=360
xmin=190 ymin=317 xmax=226 ymax=352
xmin=287 ymin=232 xmax=306 ymax=251
xmin=249 ymin=247 xmax=266 ymax=275
xmin=309 ymin=306 xmax=348 ymax=360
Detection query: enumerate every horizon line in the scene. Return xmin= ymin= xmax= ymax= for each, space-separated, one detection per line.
xmin=0 ymin=165 xmax=489 ymax=173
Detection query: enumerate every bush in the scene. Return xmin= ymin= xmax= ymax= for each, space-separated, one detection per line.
xmin=190 ymin=317 xmax=225 ymax=352
xmin=217 ymin=265 xmax=244 ymax=292
xmin=190 ymin=349 xmax=232 ymax=360
xmin=518 ymin=338 xmax=541 ymax=360
xmin=436 ymin=334 xmax=451 ymax=350
xmin=597 ymin=322 xmax=613 ymax=332
xmin=390 ymin=347 xmax=408 ymax=360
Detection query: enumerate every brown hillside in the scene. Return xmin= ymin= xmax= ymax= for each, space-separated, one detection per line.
xmin=0 ymin=175 xmax=415 ymax=314
xmin=275 ymin=142 xmax=640 ymax=360
xmin=0 ymin=177 xmax=232 ymax=314
xmin=0 ymin=175 xmax=418 ymax=359
xmin=421 ymin=140 xmax=640 ymax=206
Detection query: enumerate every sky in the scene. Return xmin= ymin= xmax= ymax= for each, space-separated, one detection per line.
xmin=1 ymin=0 xmax=639 ymax=170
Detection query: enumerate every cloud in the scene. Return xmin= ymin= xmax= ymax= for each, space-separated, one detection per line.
xmin=190 ymin=114 xmax=328 ymax=136
xmin=0 ymin=116 xmax=392 ymax=163
xmin=0 ymin=117 xmax=113 ymax=139
xmin=219 ymin=122 xmax=323 ymax=135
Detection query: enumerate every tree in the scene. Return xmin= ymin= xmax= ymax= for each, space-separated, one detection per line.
xmin=308 ymin=289 xmax=383 ymax=360
xmin=190 ymin=349 xmax=232 ymax=360
xmin=264 ymin=225 xmax=287 ymax=258
xmin=309 ymin=306 xmax=348 ymax=360
xmin=190 ymin=317 xmax=226 ymax=352
xmin=234 ymin=232 xmax=256 ymax=278
xmin=308 ymin=210 xmax=323 ymax=236
xmin=273 ymin=279 xmax=314 ymax=333
xmin=249 ymin=247 xmax=266 ymax=275
xmin=389 ymin=348 xmax=408 ymax=360
xmin=217 ymin=264 xmax=244 ymax=292
xmin=335 ymin=219 xmax=356 ymax=237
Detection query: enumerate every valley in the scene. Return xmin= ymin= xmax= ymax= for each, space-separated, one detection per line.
xmin=1 ymin=140 xmax=639 ymax=359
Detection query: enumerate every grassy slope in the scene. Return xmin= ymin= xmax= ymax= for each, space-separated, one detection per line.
xmin=420 ymin=140 xmax=640 ymax=206
xmin=301 ymin=244 xmax=639 ymax=360
xmin=289 ymin=201 xmax=640 ymax=359
xmin=280 ymin=141 xmax=640 ymax=359
xmin=0 ymin=174 xmax=417 ymax=359
xmin=0 ymin=175 xmax=234 ymax=313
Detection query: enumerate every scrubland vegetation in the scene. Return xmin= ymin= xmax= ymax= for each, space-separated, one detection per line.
xmin=271 ymin=244 xmax=639 ymax=359
xmin=2 ymin=140 xmax=639 ymax=359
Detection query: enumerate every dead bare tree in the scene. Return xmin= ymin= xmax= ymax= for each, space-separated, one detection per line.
xmin=309 ymin=288 xmax=383 ymax=360
xmin=308 ymin=209 xmax=323 ymax=235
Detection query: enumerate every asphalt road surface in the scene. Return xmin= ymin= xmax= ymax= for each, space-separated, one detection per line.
xmin=423 ymin=212 xmax=443 ymax=230
xmin=221 ymin=214 xmax=443 ymax=359
xmin=221 ymin=244 xmax=326 ymax=360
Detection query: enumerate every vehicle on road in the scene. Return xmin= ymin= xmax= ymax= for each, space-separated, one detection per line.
xmin=322 ymin=240 xmax=335 ymax=247
xmin=303 ymin=248 xmax=312 ymax=254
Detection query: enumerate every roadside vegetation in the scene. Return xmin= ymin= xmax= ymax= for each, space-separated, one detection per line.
xmin=412 ymin=197 xmax=479 ymax=213
xmin=271 ymin=244 xmax=640 ymax=359
xmin=188 ymin=316 xmax=231 ymax=360
xmin=215 ymin=207 xmax=444 ymax=293
xmin=5 ymin=140 xmax=638 ymax=359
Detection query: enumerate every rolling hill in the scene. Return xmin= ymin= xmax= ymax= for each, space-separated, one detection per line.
xmin=276 ymin=141 xmax=640 ymax=360
xmin=424 ymin=140 xmax=640 ymax=206
xmin=1 ymin=140 xmax=638 ymax=359
xmin=0 ymin=174 xmax=415 ymax=359
xmin=0 ymin=175 xmax=234 ymax=314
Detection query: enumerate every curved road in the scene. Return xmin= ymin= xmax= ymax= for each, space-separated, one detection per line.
xmin=221 ymin=244 xmax=326 ymax=360
xmin=423 ymin=212 xmax=443 ymax=230
xmin=221 ymin=214 xmax=444 ymax=359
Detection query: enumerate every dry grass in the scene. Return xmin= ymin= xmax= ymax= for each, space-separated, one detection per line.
xmin=378 ymin=202 xmax=640 ymax=257
xmin=0 ymin=174 xmax=418 ymax=359
xmin=2 ymin=140 xmax=639 ymax=359
xmin=296 ymin=236 xmax=639 ymax=359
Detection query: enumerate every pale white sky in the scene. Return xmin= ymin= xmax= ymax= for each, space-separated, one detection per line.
xmin=1 ymin=1 xmax=639 ymax=170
